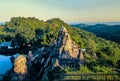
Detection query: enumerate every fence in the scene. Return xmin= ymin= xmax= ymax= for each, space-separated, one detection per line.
xmin=54 ymin=73 xmax=120 ymax=81
xmin=0 ymin=73 xmax=120 ymax=81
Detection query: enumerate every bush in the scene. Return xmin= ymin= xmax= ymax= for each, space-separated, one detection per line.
xmin=92 ymin=66 xmax=115 ymax=73
xmin=79 ymin=66 xmax=93 ymax=73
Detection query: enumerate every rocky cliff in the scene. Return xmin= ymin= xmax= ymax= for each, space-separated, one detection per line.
xmin=59 ymin=27 xmax=80 ymax=59
xmin=54 ymin=26 xmax=84 ymax=68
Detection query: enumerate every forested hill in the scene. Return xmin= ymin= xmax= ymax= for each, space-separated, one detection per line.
xmin=0 ymin=17 xmax=120 ymax=73
xmin=72 ymin=24 xmax=120 ymax=44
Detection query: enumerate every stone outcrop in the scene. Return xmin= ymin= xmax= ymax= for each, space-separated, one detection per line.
xmin=3 ymin=55 xmax=27 ymax=81
xmin=28 ymin=26 xmax=84 ymax=80
xmin=14 ymin=55 xmax=27 ymax=75
xmin=59 ymin=27 xmax=80 ymax=59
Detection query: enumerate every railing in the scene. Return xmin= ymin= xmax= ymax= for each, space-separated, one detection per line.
xmin=0 ymin=73 xmax=120 ymax=81
xmin=54 ymin=73 xmax=120 ymax=81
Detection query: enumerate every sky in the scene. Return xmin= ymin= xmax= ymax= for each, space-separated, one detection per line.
xmin=0 ymin=0 xmax=120 ymax=23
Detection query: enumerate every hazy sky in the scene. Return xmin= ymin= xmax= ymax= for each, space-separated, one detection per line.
xmin=0 ymin=0 xmax=120 ymax=22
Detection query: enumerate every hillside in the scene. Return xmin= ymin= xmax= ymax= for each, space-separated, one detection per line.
xmin=72 ymin=24 xmax=120 ymax=44
xmin=0 ymin=17 xmax=120 ymax=76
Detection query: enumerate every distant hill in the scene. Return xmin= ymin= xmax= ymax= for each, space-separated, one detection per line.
xmin=72 ymin=24 xmax=120 ymax=44
xmin=70 ymin=22 xmax=120 ymax=25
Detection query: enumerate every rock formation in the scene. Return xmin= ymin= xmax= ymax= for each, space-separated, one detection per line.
xmin=59 ymin=27 xmax=80 ymax=59
xmin=3 ymin=26 xmax=84 ymax=81
xmin=14 ymin=55 xmax=27 ymax=75
xmin=28 ymin=26 xmax=84 ymax=80
xmin=3 ymin=55 xmax=27 ymax=81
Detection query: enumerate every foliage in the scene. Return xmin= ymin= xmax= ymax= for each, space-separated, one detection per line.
xmin=1 ymin=17 xmax=61 ymax=47
xmin=92 ymin=66 xmax=115 ymax=73
xmin=72 ymin=24 xmax=120 ymax=44
xmin=79 ymin=66 xmax=93 ymax=73
xmin=86 ymin=39 xmax=96 ymax=54
xmin=0 ymin=17 xmax=120 ymax=73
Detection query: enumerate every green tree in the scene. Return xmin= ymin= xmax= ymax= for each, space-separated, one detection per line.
xmin=86 ymin=39 xmax=96 ymax=54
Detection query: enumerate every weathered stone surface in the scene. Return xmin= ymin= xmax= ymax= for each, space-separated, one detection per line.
xmin=14 ymin=55 xmax=27 ymax=75
xmin=59 ymin=27 xmax=80 ymax=59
